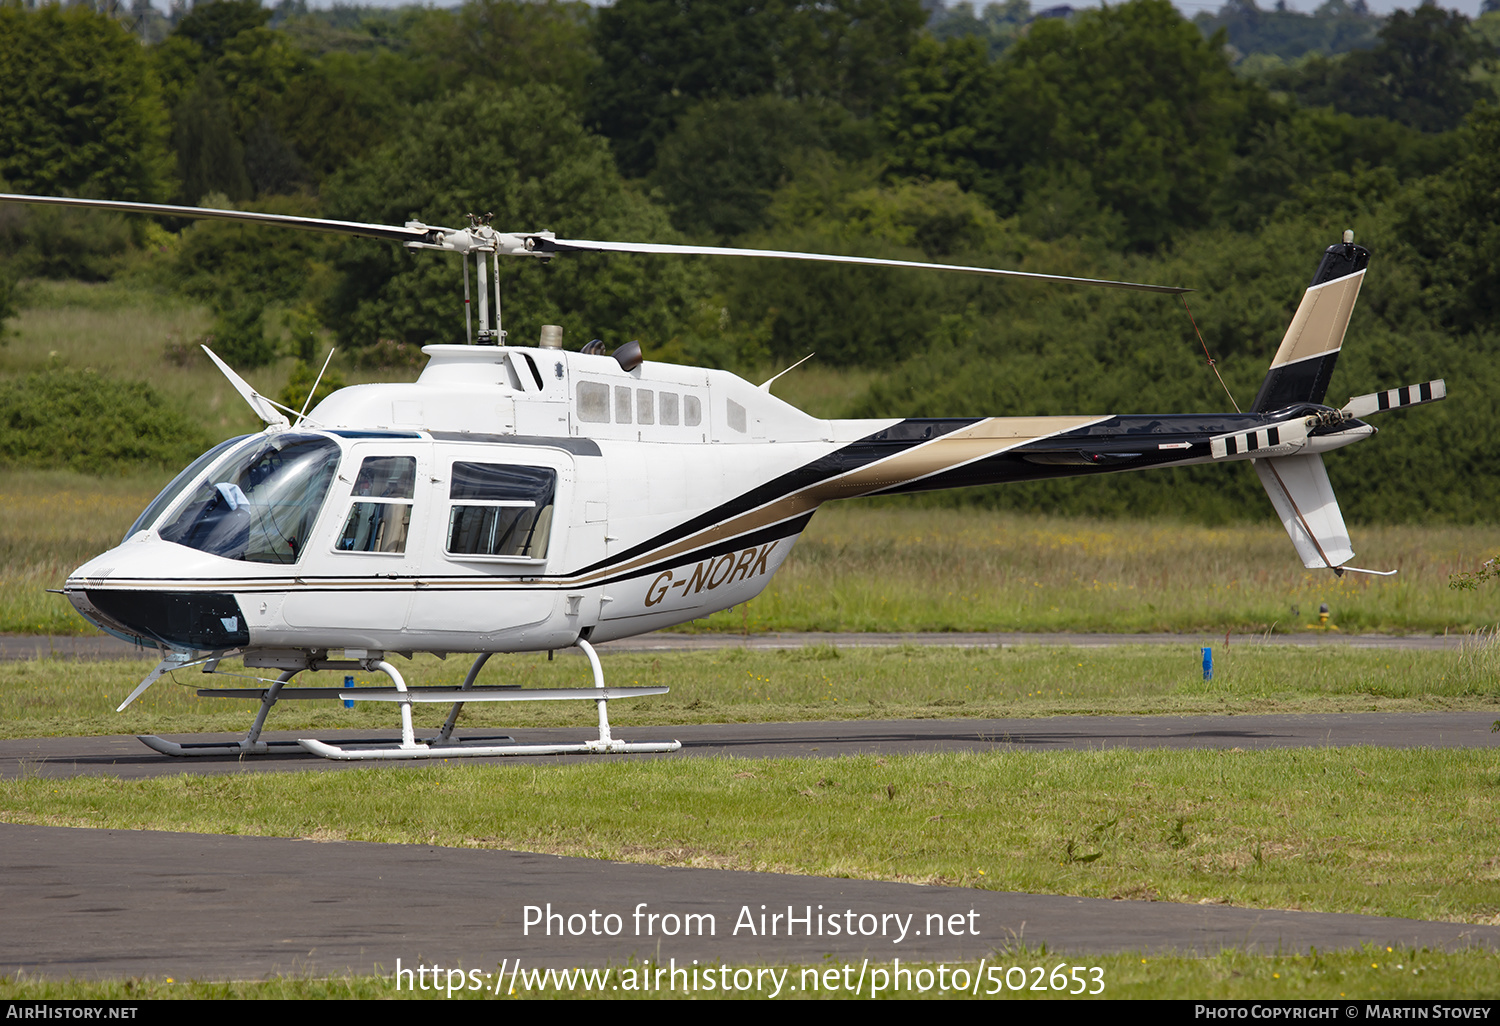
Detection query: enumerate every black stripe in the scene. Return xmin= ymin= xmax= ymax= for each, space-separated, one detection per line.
xmin=1309 ymin=241 xmax=1369 ymax=288
xmin=1268 ymin=426 xmax=1279 ymax=446
xmin=587 ymin=511 xmax=817 ymax=590
xmin=428 ymin=432 xmax=603 ymax=456
xmin=1252 ymin=352 xmax=1341 ymax=412
xmin=1378 ymin=391 xmax=1390 ymax=410
xmin=1420 ymin=381 xmax=1432 ymax=402
xmin=566 ymin=419 xmax=976 ymax=578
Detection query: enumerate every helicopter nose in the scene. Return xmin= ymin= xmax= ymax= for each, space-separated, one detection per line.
xmin=74 ymin=589 xmax=251 ymax=651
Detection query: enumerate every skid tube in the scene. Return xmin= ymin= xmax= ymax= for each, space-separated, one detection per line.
xmin=137 ymin=639 xmax=679 ymax=759
xmin=296 ymin=638 xmax=681 ymax=760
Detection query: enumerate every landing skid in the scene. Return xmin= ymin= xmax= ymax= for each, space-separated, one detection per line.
xmin=136 ymin=733 xmax=520 ymax=758
xmin=135 ymin=639 xmax=680 ymax=760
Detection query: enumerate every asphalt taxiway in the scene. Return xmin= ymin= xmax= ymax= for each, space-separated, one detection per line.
xmin=2 ymin=711 xmax=1497 ymax=780
xmin=3 ymin=822 xmax=1497 ymax=982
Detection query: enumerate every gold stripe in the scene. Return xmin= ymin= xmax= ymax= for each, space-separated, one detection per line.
xmin=555 ymin=415 xmax=1104 ymax=585
xmin=1269 ymin=271 xmax=1365 ymax=368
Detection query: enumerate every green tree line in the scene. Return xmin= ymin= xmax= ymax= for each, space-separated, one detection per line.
xmin=0 ymin=0 xmax=1497 ymax=523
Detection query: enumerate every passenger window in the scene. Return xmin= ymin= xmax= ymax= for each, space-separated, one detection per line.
xmin=637 ymin=389 xmax=654 ymax=425
xmin=659 ymin=392 xmax=679 ymax=425
xmin=446 ymin=463 xmax=556 ymax=559
xmin=614 ymin=385 xmax=632 ymax=424
xmin=684 ymin=395 xmax=702 ymax=427
xmin=336 ymin=456 xmax=416 ymax=554
xmin=727 ymin=399 xmax=747 ymax=433
xmin=576 ymin=382 xmax=609 ymax=422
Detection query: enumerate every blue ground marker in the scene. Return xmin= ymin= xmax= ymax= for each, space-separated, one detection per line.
xmin=1202 ymin=647 xmax=1213 ymax=681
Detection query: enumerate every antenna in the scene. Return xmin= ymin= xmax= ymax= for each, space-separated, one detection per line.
xmin=759 ymin=353 xmax=816 ymax=392
xmin=295 ymin=347 xmax=337 ymax=427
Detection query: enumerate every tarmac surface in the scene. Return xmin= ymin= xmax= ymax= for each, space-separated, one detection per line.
xmin=2 ymin=712 xmax=1496 ymax=780
xmin=4 ymin=630 xmax=1497 ymax=982
xmin=4 ymin=823 xmax=1498 ymax=982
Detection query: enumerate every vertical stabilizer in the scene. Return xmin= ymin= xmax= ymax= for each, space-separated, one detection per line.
xmin=1251 ymin=236 xmax=1368 ymax=412
xmin=1254 ymin=454 xmax=1354 ymax=570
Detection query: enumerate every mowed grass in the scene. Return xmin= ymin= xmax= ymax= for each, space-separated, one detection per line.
xmin=5 ymin=747 xmax=1500 ymax=926
xmin=703 ymin=504 xmax=1500 ymax=636
xmin=2 ymin=945 xmax=1498 ymax=999
xmin=3 ymin=279 xmax=421 ymax=426
xmin=3 ymin=943 xmax=1497 ymax=999
xmin=4 ymin=640 xmax=1500 ymax=739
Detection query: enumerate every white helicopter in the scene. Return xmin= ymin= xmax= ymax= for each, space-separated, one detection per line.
xmin=3 ymin=193 xmax=1446 ymax=761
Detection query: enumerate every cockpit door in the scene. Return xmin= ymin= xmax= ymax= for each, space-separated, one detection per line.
xmin=405 ymin=444 xmax=570 ymax=636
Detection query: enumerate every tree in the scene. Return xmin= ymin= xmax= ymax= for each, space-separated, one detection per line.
xmin=1266 ymin=6 xmax=1496 ymax=132
xmin=650 ymin=95 xmax=869 ymax=240
xmin=588 ymin=0 xmax=924 ymax=176
xmin=1397 ymin=105 xmax=1500 ymax=332
xmin=884 ymin=0 xmax=1265 ymax=250
xmin=0 ymin=5 xmax=172 ymax=201
xmin=880 ymin=35 xmax=1011 ymax=210
xmin=589 ymin=0 xmax=781 ymax=176
xmin=322 ymin=85 xmax=712 ymax=359
xmin=154 ymin=0 xmax=329 ymax=201
xmin=408 ymin=0 xmax=598 ymax=109
xmin=173 ymin=0 xmax=273 ymax=54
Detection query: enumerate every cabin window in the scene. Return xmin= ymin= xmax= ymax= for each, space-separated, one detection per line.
xmin=637 ymin=388 xmax=654 ymax=425
xmin=446 ymin=462 xmax=556 ymax=559
xmin=684 ymin=395 xmax=703 ymax=427
xmin=336 ymin=456 xmax=416 ymax=554
xmin=614 ymin=385 xmax=632 ymax=424
xmin=576 ymin=382 xmax=610 ymax=422
xmin=124 ymin=434 xmax=251 ymax=542
xmin=159 ymin=434 xmax=341 ymax=564
xmin=659 ymin=392 xmax=679 ymax=425
xmin=727 ymin=399 xmax=747 ymax=433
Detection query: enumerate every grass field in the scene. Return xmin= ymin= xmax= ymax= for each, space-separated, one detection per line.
xmin=3 ymin=944 xmax=1495 ymax=999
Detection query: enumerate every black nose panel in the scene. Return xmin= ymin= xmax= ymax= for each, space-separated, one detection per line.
xmin=85 ymin=590 xmax=250 ymax=650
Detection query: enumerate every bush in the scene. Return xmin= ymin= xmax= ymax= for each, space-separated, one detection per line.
xmin=0 ymin=367 xmax=212 ymax=475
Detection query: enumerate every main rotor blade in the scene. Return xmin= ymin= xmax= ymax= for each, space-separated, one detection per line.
xmin=536 ymin=237 xmax=1192 ymax=294
xmin=0 ymin=193 xmax=440 ymax=245
xmin=0 ymin=194 xmax=1191 ymax=292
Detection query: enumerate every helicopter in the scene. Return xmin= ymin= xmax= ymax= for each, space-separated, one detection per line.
xmin=1 ymin=193 xmax=1447 ymax=761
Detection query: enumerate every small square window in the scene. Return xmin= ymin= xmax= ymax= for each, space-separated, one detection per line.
xmin=576 ymin=382 xmax=609 ymax=423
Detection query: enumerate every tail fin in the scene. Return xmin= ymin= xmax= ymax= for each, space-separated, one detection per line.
xmin=1251 ymin=234 xmax=1369 ymax=412
xmin=1254 ymin=454 xmax=1355 ymax=571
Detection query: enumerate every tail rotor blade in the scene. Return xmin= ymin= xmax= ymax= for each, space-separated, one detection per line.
xmin=1342 ymin=379 xmax=1446 ymax=419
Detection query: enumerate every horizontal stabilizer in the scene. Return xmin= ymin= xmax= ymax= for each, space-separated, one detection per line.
xmin=1254 ymin=453 xmax=1355 ymax=571
xmin=1211 ymin=419 xmax=1309 ymax=460
xmin=1342 ymin=379 xmax=1446 ymax=419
